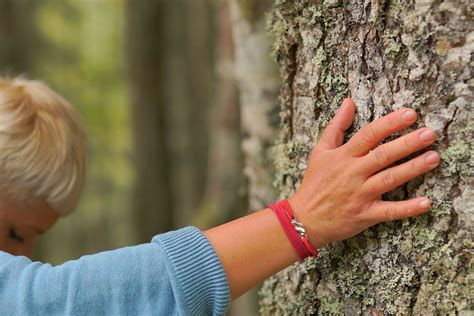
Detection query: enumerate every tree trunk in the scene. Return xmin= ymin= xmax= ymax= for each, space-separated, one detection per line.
xmin=0 ymin=0 xmax=39 ymax=75
xmin=230 ymin=0 xmax=280 ymax=212
xmin=260 ymin=0 xmax=473 ymax=314
xmin=163 ymin=0 xmax=215 ymax=228
xmin=194 ymin=1 xmax=247 ymax=230
xmin=126 ymin=1 xmax=217 ymax=240
xmin=126 ymin=0 xmax=174 ymax=241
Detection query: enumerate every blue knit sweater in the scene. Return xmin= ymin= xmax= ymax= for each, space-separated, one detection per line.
xmin=0 ymin=226 xmax=230 ymax=315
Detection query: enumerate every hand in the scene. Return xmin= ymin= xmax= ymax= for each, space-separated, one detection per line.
xmin=289 ymin=98 xmax=440 ymax=248
xmin=205 ymin=98 xmax=440 ymax=300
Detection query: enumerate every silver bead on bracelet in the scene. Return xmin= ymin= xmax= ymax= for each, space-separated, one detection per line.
xmin=291 ymin=218 xmax=308 ymax=238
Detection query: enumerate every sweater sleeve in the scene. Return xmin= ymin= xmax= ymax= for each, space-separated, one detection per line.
xmin=0 ymin=226 xmax=230 ymax=316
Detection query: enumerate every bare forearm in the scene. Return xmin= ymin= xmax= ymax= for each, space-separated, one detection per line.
xmin=204 ymin=208 xmax=302 ymax=300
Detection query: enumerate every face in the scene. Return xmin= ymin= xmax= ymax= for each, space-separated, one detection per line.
xmin=0 ymin=198 xmax=58 ymax=257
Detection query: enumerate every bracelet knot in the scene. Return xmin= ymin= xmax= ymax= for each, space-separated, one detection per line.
xmin=269 ymin=199 xmax=318 ymax=260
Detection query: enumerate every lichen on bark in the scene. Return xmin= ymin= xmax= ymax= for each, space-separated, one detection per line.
xmin=259 ymin=0 xmax=473 ymax=314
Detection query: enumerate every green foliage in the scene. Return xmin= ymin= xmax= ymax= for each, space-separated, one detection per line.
xmin=33 ymin=0 xmax=134 ymax=263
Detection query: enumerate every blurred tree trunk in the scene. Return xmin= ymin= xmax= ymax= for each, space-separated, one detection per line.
xmin=230 ymin=0 xmax=280 ymax=212
xmin=126 ymin=1 xmax=216 ymax=241
xmin=194 ymin=1 xmax=247 ymax=229
xmin=126 ymin=0 xmax=173 ymax=241
xmin=163 ymin=0 xmax=215 ymax=228
xmin=0 ymin=0 xmax=38 ymax=75
xmin=227 ymin=0 xmax=280 ymax=315
xmin=260 ymin=0 xmax=473 ymax=314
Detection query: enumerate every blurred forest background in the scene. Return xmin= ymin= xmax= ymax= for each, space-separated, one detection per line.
xmin=0 ymin=0 xmax=278 ymax=314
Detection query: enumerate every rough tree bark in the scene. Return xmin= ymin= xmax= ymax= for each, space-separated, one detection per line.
xmin=259 ymin=0 xmax=473 ymax=314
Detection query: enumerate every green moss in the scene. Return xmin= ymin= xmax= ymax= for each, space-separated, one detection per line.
xmin=362 ymin=296 xmax=375 ymax=308
xmin=319 ymin=296 xmax=344 ymax=314
xmin=384 ymin=38 xmax=402 ymax=55
xmin=326 ymin=75 xmax=348 ymax=103
xmin=297 ymin=5 xmax=324 ymax=25
xmin=413 ymin=232 xmax=474 ymax=314
xmin=266 ymin=0 xmax=305 ymax=63
xmin=412 ymin=95 xmax=427 ymax=109
xmin=417 ymin=227 xmax=443 ymax=248
xmin=440 ymin=140 xmax=472 ymax=176
xmin=259 ymin=263 xmax=321 ymax=315
xmin=430 ymin=200 xmax=452 ymax=218
xmin=313 ymin=46 xmax=327 ymax=69
xmin=266 ymin=12 xmax=289 ymax=61
xmin=271 ymin=141 xmax=309 ymax=192
xmin=383 ymin=29 xmax=403 ymax=57
xmin=388 ymin=0 xmax=401 ymax=9
xmin=334 ymin=267 xmax=368 ymax=299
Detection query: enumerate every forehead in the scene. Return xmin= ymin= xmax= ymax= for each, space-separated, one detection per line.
xmin=0 ymin=199 xmax=58 ymax=232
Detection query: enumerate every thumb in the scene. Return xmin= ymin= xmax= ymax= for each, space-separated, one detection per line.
xmin=316 ymin=98 xmax=356 ymax=151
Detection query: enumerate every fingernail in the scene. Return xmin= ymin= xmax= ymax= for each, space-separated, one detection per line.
xmin=403 ymin=109 xmax=417 ymax=121
xmin=425 ymin=152 xmax=440 ymax=165
xmin=419 ymin=129 xmax=435 ymax=141
xmin=419 ymin=198 xmax=431 ymax=208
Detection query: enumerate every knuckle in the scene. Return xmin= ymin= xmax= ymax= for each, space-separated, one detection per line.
xmin=361 ymin=124 xmax=377 ymax=144
xmin=385 ymin=205 xmax=398 ymax=221
xmin=327 ymin=121 xmax=338 ymax=130
xmin=374 ymin=145 xmax=390 ymax=167
xmin=411 ymin=158 xmax=424 ymax=174
xmin=381 ymin=169 xmax=396 ymax=188
xmin=387 ymin=114 xmax=398 ymax=129
xmin=405 ymin=205 xmax=415 ymax=217
xmin=403 ymin=134 xmax=414 ymax=149
xmin=326 ymin=121 xmax=340 ymax=134
xmin=325 ymin=121 xmax=335 ymax=130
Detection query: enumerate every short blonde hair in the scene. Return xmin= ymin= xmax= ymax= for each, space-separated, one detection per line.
xmin=0 ymin=77 xmax=85 ymax=215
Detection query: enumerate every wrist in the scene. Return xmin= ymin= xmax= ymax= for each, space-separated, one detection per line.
xmin=204 ymin=207 xmax=299 ymax=299
xmin=269 ymin=199 xmax=320 ymax=260
xmin=288 ymin=194 xmax=330 ymax=249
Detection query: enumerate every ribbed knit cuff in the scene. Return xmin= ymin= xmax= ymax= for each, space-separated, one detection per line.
xmin=152 ymin=226 xmax=230 ymax=316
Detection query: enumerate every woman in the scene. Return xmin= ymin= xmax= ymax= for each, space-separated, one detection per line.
xmin=0 ymin=78 xmax=440 ymax=315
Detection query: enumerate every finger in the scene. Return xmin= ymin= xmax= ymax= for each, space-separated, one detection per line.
xmin=363 ymin=150 xmax=440 ymax=196
xmin=364 ymin=197 xmax=431 ymax=223
xmin=358 ymin=127 xmax=437 ymax=175
xmin=347 ymin=108 xmax=417 ymax=157
xmin=315 ymin=98 xmax=355 ymax=152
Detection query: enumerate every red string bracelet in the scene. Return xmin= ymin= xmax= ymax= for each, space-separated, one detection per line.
xmin=269 ymin=201 xmax=309 ymax=259
xmin=268 ymin=199 xmax=318 ymax=260
xmin=281 ymin=200 xmax=318 ymax=258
